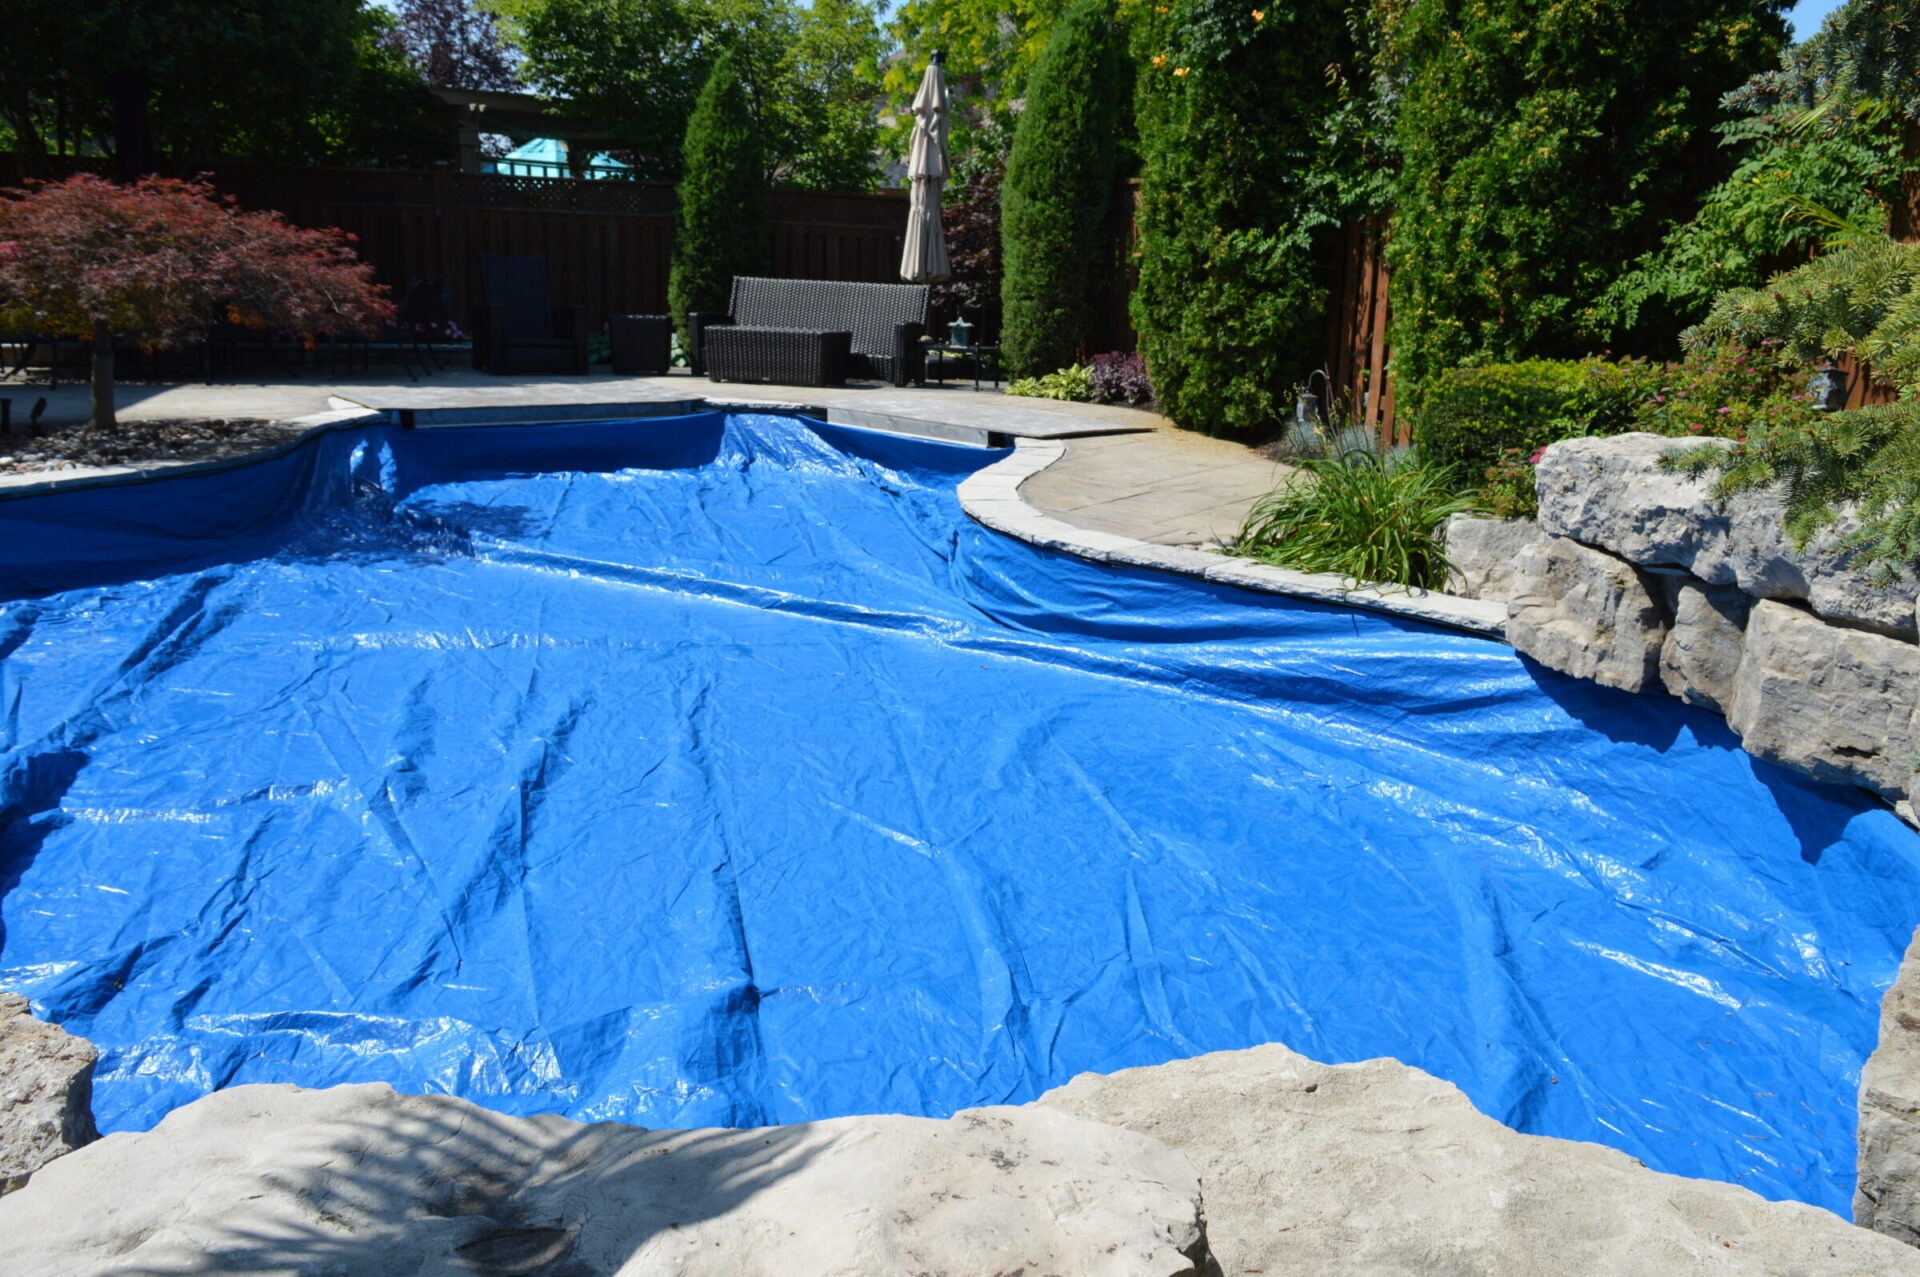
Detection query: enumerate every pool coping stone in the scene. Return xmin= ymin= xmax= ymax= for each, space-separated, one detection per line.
xmin=958 ymin=438 xmax=1511 ymax=640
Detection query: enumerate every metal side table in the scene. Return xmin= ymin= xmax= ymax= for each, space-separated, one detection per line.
xmin=925 ymin=343 xmax=1002 ymax=391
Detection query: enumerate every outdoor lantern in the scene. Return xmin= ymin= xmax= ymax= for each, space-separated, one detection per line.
xmin=1295 ymin=369 xmax=1332 ymax=430
xmin=948 ymin=318 xmax=974 ymax=347
xmin=1809 ymin=363 xmax=1848 ymax=412
xmin=1295 ymin=389 xmax=1320 ymax=428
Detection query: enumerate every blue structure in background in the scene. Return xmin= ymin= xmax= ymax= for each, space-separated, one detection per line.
xmin=484 ymin=137 xmax=632 ymax=181
xmin=0 ymin=412 xmax=1916 ymax=1214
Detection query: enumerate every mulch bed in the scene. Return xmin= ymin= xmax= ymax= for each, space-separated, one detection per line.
xmin=0 ymin=418 xmax=296 ymax=476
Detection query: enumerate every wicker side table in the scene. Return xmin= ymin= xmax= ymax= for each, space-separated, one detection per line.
xmin=705 ymin=327 xmax=853 ymax=387
xmin=609 ymin=314 xmax=673 ymax=375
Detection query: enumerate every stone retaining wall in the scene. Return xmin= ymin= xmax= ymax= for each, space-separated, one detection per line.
xmin=1444 ymin=433 xmax=1920 ymax=824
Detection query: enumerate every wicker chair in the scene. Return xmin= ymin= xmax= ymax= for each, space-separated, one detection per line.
xmin=695 ymin=278 xmax=929 ymax=387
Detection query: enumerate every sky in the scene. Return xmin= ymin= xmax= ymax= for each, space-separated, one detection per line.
xmin=1787 ymin=0 xmax=1847 ymax=37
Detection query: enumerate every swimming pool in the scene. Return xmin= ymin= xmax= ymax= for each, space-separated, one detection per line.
xmin=0 ymin=411 xmax=1914 ymax=1213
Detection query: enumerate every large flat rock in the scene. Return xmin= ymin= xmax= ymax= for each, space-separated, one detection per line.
xmin=1658 ymin=577 xmax=1754 ymax=714
xmin=0 ymin=1082 xmax=1211 ymax=1276
xmin=1726 ymin=599 xmax=1920 ymax=800
xmin=0 ymin=992 xmax=96 ymax=1196
xmin=1442 ymin=514 xmax=1547 ymax=602
xmin=1861 ymin=926 xmax=1920 ymax=1243
xmin=1505 ymin=535 xmax=1672 ymax=692
xmin=1041 ymin=1043 xmax=1920 ymax=1276
xmin=1534 ymin=433 xmax=1918 ymax=639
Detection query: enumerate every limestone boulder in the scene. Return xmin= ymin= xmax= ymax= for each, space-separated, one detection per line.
xmin=1659 ymin=578 xmax=1754 ymax=713
xmin=1859 ymin=925 xmax=1920 ymax=1244
xmin=1043 ymin=1042 xmax=1920 ymax=1276
xmin=1535 ymin=433 xmax=1918 ymax=639
xmin=1726 ymin=599 xmax=1920 ymax=800
xmin=1443 ymin=514 xmax=1548 ymax=602
xmin=0 ymin=1082 xmax=1213 ymax=1277
xmin=0 ymin=992 xmax=97 ymax=1196
xmin=1505 ymin=536 xmax=1672 ymax=693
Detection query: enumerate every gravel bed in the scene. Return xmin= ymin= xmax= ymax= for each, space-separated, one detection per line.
xmin=0 ymin=418 xmax=296 ymax=475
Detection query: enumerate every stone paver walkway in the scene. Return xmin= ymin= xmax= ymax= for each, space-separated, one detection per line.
xmin=1020 ymin=428 xmax=1288 ymax=550
xmin=1 ymin=366 xmax=1284 ymax=547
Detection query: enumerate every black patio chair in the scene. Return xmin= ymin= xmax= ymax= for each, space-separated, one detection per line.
xmin=471 ymin=255 xmax=589 ymax=376
xmin=352 ymin=277 xmax=446 ymax=381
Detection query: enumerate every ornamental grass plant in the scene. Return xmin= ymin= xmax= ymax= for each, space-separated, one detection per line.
xmin=1235 ymin=451 xmax=1476 ymax=591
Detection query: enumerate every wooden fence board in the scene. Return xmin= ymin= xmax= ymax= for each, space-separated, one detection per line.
xmin=181 ymin=166 xmax=915 ymax=331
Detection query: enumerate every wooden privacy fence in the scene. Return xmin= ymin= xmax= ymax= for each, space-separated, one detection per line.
xmin=225 ymin=164 xmax=1399 ymax=437
xmin=0 ymin=156 xmax=1395 ymax=428
xmin=202 ymin=165 xmax=914 ymax=333
xmin=1323 ymin=216 xmax=1399 ymax=445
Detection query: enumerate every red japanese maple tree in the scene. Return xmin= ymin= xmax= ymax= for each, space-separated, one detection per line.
xmin=0 ymin=175 xmax=393 ymax=430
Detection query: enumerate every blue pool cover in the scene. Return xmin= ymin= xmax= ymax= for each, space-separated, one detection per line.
xmin=1 ymin=412 xmax=1916 ymax=1212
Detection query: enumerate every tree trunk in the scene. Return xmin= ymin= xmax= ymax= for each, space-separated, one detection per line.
xmin=90 ymin=321 xmax=116 ymax=432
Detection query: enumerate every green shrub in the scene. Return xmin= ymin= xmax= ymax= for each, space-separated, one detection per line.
xmin=1476 ymin=449 xmax=1542 ymax=520
xmin=1598 ymin=114 xmax=1903 ymax=342
xmin=1633 ymin=342 xmax=1820 ymax=441
xmin=1007 ymin=364 xmax=1094 ymax=401
xmin=1421 ymin=348 xmax=1811 ymax=517
xmin=1412 ymin=359 xmax=1655 ymax=473
xmin=999 ymin=0 xmax=1127 ymax=378
xmin=1128 ymin=0 xmax=1357 ymax=436
xmin=1692 ymin=237 xmax=1920 ymax=387
xmin=1235 ymin=452 xmax=1477 ymax=590
xmin=667 ymin=50 xmax=770 ymax=350
xmin=1668 ymin=397 xmax=1920 ymax=583
xmin=1594 ymin=0 xmax=1920 ymax=342
xmin=1380 ymin=0 xmax=1785 ymax=398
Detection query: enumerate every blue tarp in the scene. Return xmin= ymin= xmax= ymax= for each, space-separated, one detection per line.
xmin=0 ymin=412 xmax=1916 ymax=1213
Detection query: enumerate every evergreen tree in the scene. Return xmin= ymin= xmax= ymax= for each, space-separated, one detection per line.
xmin=999 ymin=0 xmax=1127 ymax=377
xmin=669 ymin=50 xmax=770 ymax=347
xmin=1128 ymin=0 xmax=1361 ymax=435
xmin=1382 ymin=0 xmax=1785 ymax=402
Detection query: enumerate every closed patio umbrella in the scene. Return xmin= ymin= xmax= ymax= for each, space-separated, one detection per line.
xmin=900 ymin=52 xmax=951 ymax=284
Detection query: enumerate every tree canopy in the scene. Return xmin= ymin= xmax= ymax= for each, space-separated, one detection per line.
xmin=0 ymin=0 xmax=445 ymax=173
xmin=0 ymin=175 xmax=392 ymax=429
xmin=883 ymin=0 xmax=1070 ymax=149
xmin=382 ymin=0 xmax=523 ymax=91
xmin=489 ymin=0 xmax=886 ymax=187
xmin=1381 ymin=0 xmax=1789 ymax=400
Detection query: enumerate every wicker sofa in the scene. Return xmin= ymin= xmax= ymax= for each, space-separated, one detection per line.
xmin=695 ymin=278 xmax=930 ymax=388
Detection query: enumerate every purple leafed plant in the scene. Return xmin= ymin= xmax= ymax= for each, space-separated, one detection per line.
xmin=1089 ymin=351 xmax=1153 ymax=406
